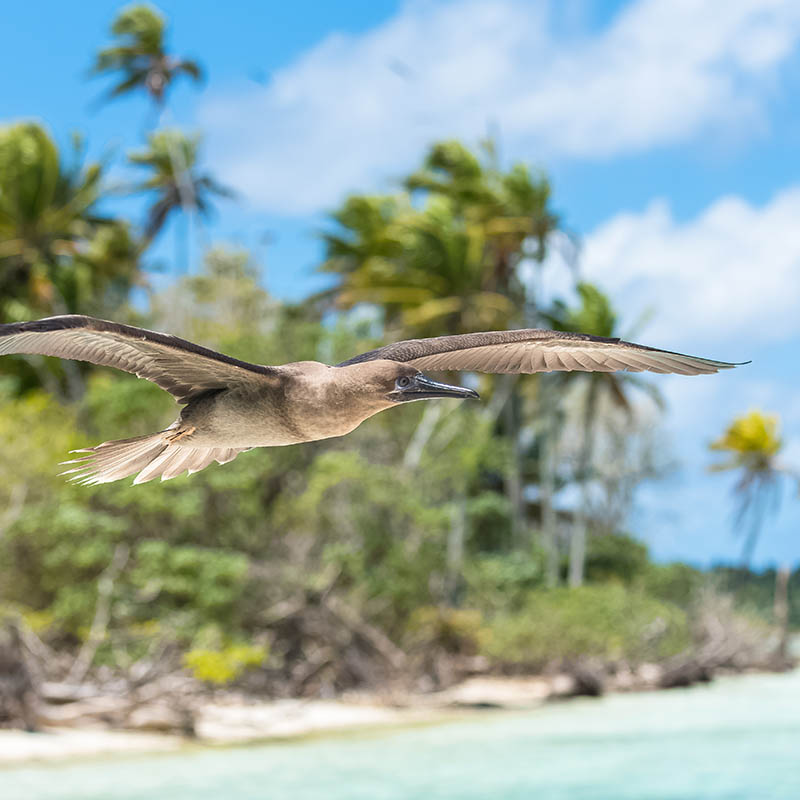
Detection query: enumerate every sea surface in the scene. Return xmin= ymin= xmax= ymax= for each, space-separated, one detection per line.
xmin=3 ymin=670 xmax=799 ymax=800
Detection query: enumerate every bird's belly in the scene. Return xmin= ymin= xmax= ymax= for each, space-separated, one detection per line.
xmin=178 ymin=390 xmax=311 ymax=449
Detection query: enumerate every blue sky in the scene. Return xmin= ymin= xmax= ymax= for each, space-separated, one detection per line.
xmin=3 ymin=0 xmax=800 ymax=568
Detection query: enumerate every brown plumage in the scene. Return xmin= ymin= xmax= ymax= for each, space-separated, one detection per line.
xmin=0 ymin=315 xmax=746 ymax=485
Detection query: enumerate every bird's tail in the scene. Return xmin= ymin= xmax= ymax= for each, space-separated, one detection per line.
xmin=60 ymin=429 xmax=245 ymax=485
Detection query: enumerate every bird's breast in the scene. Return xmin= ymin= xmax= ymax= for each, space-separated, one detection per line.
xmin=177 ymin=382 xmax=368 ymax=449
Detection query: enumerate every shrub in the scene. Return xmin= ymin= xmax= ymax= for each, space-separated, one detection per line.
xmin=405 ymin=605 xmax=489 ymax=655
xmin=183 ymin=643 xmax=267 ymax=684
xmin=482 ymin=584 xmax=690 ymax=666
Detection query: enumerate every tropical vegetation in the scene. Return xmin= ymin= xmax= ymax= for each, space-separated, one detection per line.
xmin=0 ymin=4 xmax=795 ymax=731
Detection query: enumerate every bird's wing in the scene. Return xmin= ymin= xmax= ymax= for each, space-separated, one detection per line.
xmin=338 ymin=329 xmax=744 ymax=376
xmin=0 ymin=315 xmax=276 ymax=402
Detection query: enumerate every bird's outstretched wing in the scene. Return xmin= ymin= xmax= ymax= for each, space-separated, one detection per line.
xmin=0 ymin=315 xmax=276 ymax=403
xmin=338 ymin=329 xmax=745 ymax=376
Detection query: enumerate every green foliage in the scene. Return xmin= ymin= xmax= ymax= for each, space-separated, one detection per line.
xmin=464 ymin=553 xmax=545 ymax=614
xmin=184 ymin=643 xmax=267 ymax=684
xmin=546 ymin=282 xmax=617 ymax=339
xmin=585 ymin=532 xmax=650 ymax=585
xmin=483 ymin=584 xmax=690 ymax=666
xmin=642 ymin=562 xmax=704 ymax=609
xmin=130 ymin=541 xmax=249 ymax=623
xmin=284 ymin=450 xmax=451 ymax=632
xmin=466 ymin=489 xmax=513 ymax=552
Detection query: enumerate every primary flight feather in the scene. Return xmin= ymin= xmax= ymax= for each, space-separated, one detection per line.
xmin=0 ymin=315 xmax=745 ymax=485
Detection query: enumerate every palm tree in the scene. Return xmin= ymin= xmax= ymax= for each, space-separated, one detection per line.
xmin=128 ymin=130 xmax=233 ymax=269
xmin=326 ymin=197 xmax=520 ymax=335
xmin=92 ymin=4 xmax=209 ymax=273
xmin=322 ymin=140 xmax=558 ymax=336
xmin=709 ymin=410 xmax=788 ymax=564
xmin=91 ymin=4 xmax=202 ymax=110
xmin=404 ymin=139 xmax=557 ymax=304
xmin=0 ymin=122 xmax=138 ymax=319
xmin=0 ymin=122 xmax=140 ymax=397
xmin=405 ymin=140 xmax=559 ymax=552
xmin=322 ymin=140 xmax=562 ymax=600
xmin=545 ymin=283 xmax=664 ymax=587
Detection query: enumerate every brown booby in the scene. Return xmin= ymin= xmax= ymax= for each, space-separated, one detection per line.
xmin=0 ymin=315 xmax=745 ymax=485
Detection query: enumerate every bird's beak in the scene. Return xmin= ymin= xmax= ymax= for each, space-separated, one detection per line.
xmin=390 ymin=374 xmax=480 ymax=402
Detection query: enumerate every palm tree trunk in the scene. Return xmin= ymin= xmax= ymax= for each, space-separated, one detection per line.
xmin=159 ymin=105 xmax=195 ymax=274
xmin=569 ymin=378 xmax=599 ymax=588
xmin=774 ymin=564 xmax=790 ymax=666
xmin=445 ymin=494 xmax=467 ymax=606
xmin=541 ymin=416 xmax=560 ymax=587
xmin=403 ymin=403 xmax=444 ymax=470
xmin=538 ymin=377 xmax=560 ymax=586
xmin=740 ymin=518 xmax=762 ymax=566
xmin=504 ymin=378 xmax=525 ymax=550
xmin=45 ymin=263 xmax=86 ymax=402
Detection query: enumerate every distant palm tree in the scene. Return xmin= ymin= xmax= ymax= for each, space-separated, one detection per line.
xmin=128 ymin=130 xmax=233 ymax=267
xmin=709 ymin=410 xmax=789 ymax=564
xmin=91 ymin=4 xmax=210 ymax=273
xmin=91 ymin=3 xmax=202 ymax=110
xmin=545 ymin=283 xmax=664 ymax=587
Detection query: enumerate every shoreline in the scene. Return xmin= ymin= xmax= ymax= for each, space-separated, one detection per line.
xmin=0 ymin=667 xmax=787 ymax=767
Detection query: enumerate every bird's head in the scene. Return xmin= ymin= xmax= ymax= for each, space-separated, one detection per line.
xmin=361 ymin=361 xmax=480 ymax=404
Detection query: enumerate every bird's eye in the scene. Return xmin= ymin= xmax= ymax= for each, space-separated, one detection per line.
xmin=397 ymin=376 xmax=412 ymax=389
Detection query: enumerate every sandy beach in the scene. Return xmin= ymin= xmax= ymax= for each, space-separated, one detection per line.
xmin=0 ymin=671 xmax=675 ymax=765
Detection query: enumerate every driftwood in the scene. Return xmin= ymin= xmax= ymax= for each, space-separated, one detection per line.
xmin=563 ymin=661 xmax=606 ymax=697
xmin=659 ymin=589 xmax=780 ymax=688
xmin=34 ymin=673 xmax=199 ymax=734
xmin=0 ymin=620 xmax=38 ymax=730
xmin=772 ymin=566 xmax=792 ymax=669
xmin=323 ymin=596 xmax=408 ymax=671
xmin=67 ymin=543 xmax=130 ymax=685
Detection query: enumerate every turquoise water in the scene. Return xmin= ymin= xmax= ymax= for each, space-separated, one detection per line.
xmin=3 ymin=670 xmax=799 ymax=800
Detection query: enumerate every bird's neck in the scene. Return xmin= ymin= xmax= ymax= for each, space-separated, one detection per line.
xmin=278 ymin=362 xmax=391 ymax=443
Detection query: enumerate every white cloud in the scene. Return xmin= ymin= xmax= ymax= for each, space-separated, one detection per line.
xmin=199 ymin=0 xmax=800 ymax=214
xmin=579 ymin=187 xmax=800 ymax=346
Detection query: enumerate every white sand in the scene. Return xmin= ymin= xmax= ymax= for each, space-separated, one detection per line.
xmin=0 ymin=727 xmax=182 ymax=764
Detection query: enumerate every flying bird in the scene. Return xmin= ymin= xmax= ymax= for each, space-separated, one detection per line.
xmin=0 ymin=316 xmax=744 ymax=485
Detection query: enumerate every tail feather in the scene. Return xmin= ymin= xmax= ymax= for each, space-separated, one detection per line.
xmin=62 ymin=432 xmax=169 ymax=485
xmin=186 ymin=448 xmax=214 ymax=474
xmin=131 ymin=444 xmax=180 ymax=484
xmin=157 ymin=447 xmax=201 ymax=481
xmin=61 ymin=432 xmax=248 ymax=485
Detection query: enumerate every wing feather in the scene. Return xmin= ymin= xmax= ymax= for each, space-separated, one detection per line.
xmin=338 ymin=329 xmax=744 ymax=376
xmin=0 ymin=315 xmax=276 ymax=402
